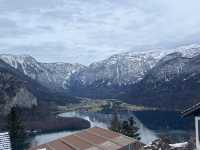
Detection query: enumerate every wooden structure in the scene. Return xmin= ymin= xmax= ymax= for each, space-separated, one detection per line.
xmin=182 ymin=102 xmax=200 ymax=150
xmin=30 ymin=127 xmax=143 ymax=150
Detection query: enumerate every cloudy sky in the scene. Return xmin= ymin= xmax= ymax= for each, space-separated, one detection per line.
xmin=0 ymin=0 xmax=200 ymax=64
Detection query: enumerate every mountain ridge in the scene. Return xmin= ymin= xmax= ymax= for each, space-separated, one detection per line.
xmin=0 ymin=58 xmax=80 ymax=115
xmin=1 ymin=44 xmax=200 ymax=110
xmin=0 ymin=54 xmax=86 ymax=92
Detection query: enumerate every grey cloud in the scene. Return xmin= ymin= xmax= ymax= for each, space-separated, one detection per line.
xmin=0 ymin=17 xmax=17 ymax=27
xmin=0 ymin=0 xmax=200 ymax=64
xmin=0 ymin=18 xmax=26 ymax=37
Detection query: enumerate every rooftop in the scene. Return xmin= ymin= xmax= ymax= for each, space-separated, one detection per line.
xmin=30 ymin=127 xmax=143 ymax=150
xmin=182 ymin=102 xmax=200 ymax=117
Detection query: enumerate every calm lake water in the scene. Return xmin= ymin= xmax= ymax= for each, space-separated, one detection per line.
xmin=31 ymin=110 xmax=194 ymax=146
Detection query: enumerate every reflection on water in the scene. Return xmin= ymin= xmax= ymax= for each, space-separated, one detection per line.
xmin=59 ymin=111 xmax=158 ymax=144
xmin=32 ymin=110 xmax=193 ymax=146
xmin=59 ymin=111 xmax=108 ymax=129
xmin=32 ymin=111 xmax=158 ymax=146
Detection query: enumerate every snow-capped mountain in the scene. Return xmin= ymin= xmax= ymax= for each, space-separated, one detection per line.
xmin=40 ymin=62 xmax=86 ymax=89
xmin=127 ymin=52 xmax=200 ymax=109
xmin=1 ymin=45 xmax=200 ymax=92
xmin=67 ymin=44 xmax=200 ymax=88
xmin=0 ymin=59 xmax=37 ymax=114
xmin=1 ymin=44 xmax=200 ymax=110
xmin=143 ymin=52 xmax=190 ymax=82
xmin=69 ymin=52 xmax=159 ymax=88
xmin=65 ymin=44 xmax=200 ymax=109
xmin=0 ymin=57 xmax=81 ymax=115
xmin=0 ymin=54 xmax=85 ymax=91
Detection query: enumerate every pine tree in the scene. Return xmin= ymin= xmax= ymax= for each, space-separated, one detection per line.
xmin=110 ymin=114 xmax=140 ymax=140
xmin=121 ymin=120 xmax=129 ymax=135
xmin=6 ymin=107 xmax=28 ymax=150
xmin=126 ymin=117 xmax=140 ymax=140
xmin=110 ymin=112 xmax=121 ymax=132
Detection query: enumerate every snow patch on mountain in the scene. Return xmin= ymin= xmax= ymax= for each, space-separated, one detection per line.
xmin=1 ymin=44 xmax=200 ymax=91
xmin=68 ymin=44 xmax=200 ymax=87
xmin=0 ymin=54 xmax=85 ymax=91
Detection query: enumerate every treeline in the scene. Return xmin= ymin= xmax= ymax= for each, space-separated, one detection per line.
xmin=1 ymin=107 xmax=90 ymax=150
xmin=110 ymin=112 xmax=140 ymax=140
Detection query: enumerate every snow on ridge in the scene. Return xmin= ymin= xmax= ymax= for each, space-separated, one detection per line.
xmin=0 ymin=54 xmax=85 ymax=91
xmin=76 ymin=44 xmax=200 ymax=87
xmin=0 ymin=44 xmax=200 ymax=89
xmin=118 ymin=44 xmax=200 ymax=61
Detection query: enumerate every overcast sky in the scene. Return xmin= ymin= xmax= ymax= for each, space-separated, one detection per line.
xmin=0 ymin=0 xmax=200 ymax=64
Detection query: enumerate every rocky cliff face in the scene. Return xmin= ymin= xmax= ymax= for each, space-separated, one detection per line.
xmin=68 ymin=52 xmax=158 ymax=87
xmin=41 ymin=62 xmax=86 ymax=90
xmin=1 ymin=44 xmax=200 ymax=110
xmin=1 ymin=45 xmax=200 ymax=94
xmin=66 ymin=45 xmax=200 ymax=104
xmin=141 ymin=52 xmax=190 ymax=83
xmin=0 ymin=54 xmax=85 ymax=91
xmin=67 ymin=45 xmax=200 ymax=89
xmin=2 ymin=87 xmax=37 ymax=115
xmin=0 ymin=66 xmax=38 ymax=115
xmin=0 ymin=61 xmax=81 ymax=116
xmin=127 ymin=52 xmax=200 ymax=109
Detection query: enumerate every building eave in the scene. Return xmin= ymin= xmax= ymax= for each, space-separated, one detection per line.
xmin=181 ymin=102 xmax=200 ymax=117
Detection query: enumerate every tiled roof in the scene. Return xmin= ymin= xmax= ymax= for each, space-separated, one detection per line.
xmin=30 ymin=127 xmax=143 ymax=150
xmin=0 ymin=132 xmax=12 ymax=150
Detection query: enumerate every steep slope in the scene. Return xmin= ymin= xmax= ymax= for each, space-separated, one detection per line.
xmin=128 ymin=53 xmax=200 ymax=110
xmin=67 ymin=45 xmax=200 ymax=98
xmin=67 ymin=51 xmax=163 ymax=98
xmin=0 ymin=60 xmax=37 ymax=114
xmin=0 ymin=58 xmax=80 ymax=115
xmin=141 ymin=52 xmax=189 ymax=82
xmin=1 ymin=45 xmax=200 ymax=110
xmin=70 ymin=52 xmax=158 ymax=86
xmin=41 ymin=62 xmax=86 ymax=89
xmin=0 ymin=54 xmax=85 ymax=92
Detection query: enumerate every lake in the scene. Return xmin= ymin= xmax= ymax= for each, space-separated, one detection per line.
xmin=31 ymin=110 xmax=194 ymax=146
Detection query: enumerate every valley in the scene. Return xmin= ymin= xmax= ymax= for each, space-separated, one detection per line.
xmin=0 ymin=45 xmax=200 ymax=149
xmin=0 ymin=1 xmax=199 ymax=149
xmin=26 ymin=98 xmax=193 ymax=147
xmin=31 ymin=106 xmax=193 ymax=146
xmin=1 ymin=45 xmax=200 ymax=111
xmin=55 ymin=98 xmax=157 ymax=114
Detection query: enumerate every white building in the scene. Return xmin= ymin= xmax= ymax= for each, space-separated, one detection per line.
xmin=0 ymin=132 xmax=11 ymax=150
xmin=182 ymin=102 xmax=200 ymax=150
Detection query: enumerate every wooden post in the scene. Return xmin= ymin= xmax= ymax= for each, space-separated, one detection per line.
xmin=196 ymin=117 xmax=200 ymax=150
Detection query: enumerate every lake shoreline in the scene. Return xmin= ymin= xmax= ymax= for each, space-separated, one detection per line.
xmin=54 ymin=98 xmax=174 ymax=115
xmin=31 ymin=109 xmax=194 ymax=146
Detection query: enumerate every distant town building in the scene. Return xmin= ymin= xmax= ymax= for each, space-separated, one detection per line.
xmin=30 ymin=127 xmax=144 ymax=150
xmin=182 ymin=103 xmax=200 ymax=150
xmin=0 ymin=132 xmax=11 ymax=150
